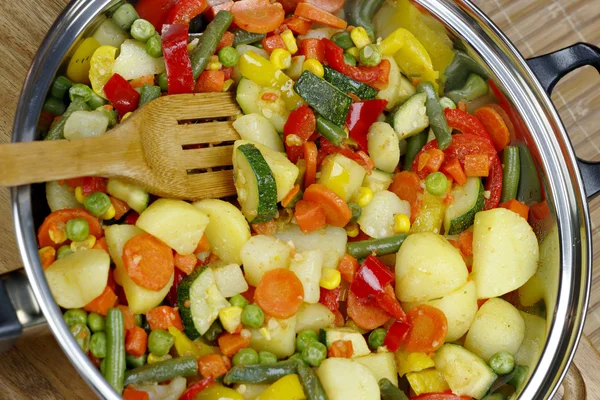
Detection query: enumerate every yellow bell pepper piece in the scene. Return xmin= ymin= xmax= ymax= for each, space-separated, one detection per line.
xmin=406 ymin=368 xmax=450 ymax=395
xmin=168 ymin=326 xmax=218 ymax=358
xmin=66 ymin=37 xmax=101 ymax=84
xmin=89 ymin=45 xmax=118 ymax=99
xmin=395 ymin=349 xmax=435 ymax=377
xmin=409 ymin=191 xmax=446 ymax=234
xmin=258 ymin=374 xmax=306 ymax=400
xmin=196 ymin=384 xmax=244 ymax=400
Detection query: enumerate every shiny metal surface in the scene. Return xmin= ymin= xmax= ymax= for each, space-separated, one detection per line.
xmin=4 ymin=271 xmax=45 ymax=331
xmin=9 ymin=0 xmax=591 ymax=399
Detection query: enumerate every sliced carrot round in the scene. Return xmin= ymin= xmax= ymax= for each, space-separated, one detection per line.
xmin=305 ymin=0 xmax=346 ymax=13
xmin=231 ymin=0 xmax=285 ymax=34
xmin=303 ymin=141 xmax=318 ymax=187
xmin=474 ymin=106 xmax=511 ymax=151
xmin=303 ymin=184 xmax=352 ymax=227
xmin=123 ymin=234 xmax=174 ymax=291
xmin=346 ymin=291 xmax=390 ymax=330
xmin=403 ymin=304 xmax=448 ymax=353
xmin=295 ymin=199 xmax=326 ymax=233
xmin=37 ymin=208 xmax=103 ymax=248
xmin=255 ymin=268 xmax=304 ymax=319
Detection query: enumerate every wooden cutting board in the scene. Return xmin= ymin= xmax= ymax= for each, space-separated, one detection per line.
xmin=0 ymin=0 xmax=598 ymax=398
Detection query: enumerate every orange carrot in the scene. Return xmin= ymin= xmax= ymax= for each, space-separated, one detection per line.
xmin=231 ymin=0 xmax=285 ymax=34
xmin=123 ymin=234 xmax=174 ymax=291
xmin=218 ymin=333 xmax=251 ymax=356
xmin=337 ymin=254 xmax=359 ymax=283
xmin=117 ymin=305 xmax=137 ymax=331
xmin=276 ymin=16 xmax=313 ymax=36
xmin=194 ymin=70 xmax=225 ymax=93
xmin=146 ymin=306 xmax=184 ymax=331
xmin=441 ymin=158 xmax=467 ymax=185
xmin=305 ymin=0 xmax=345 ymax=13
xmin=474 ymin=106 xmax=511 ymax=151
xmin=371 ymin=59 xmax=391 ymax=90
xmin=84 ymin=286 xmax=118 ymax=316
xmin=109 ymin=195 xmax=130 ymax=220
xmin=216 ymin=31 xmax=235 ymax=51
xmin=303 ymin=141 xmax=318 ymax=187
xmin=458 ymin=231 xmax=474 ymax=257
xmin=198 ymin=354 xmax=231 ymax=378
xmin=123 ymin=387 xmax=149 ymax=400
xmin=530 ymin=200 xmax=550 ymax=221
xmin=328 ymin=340 xmax=353 ymax=358
xmin=294 ymin=3 xmax=347 ymax=29
xmin=417 ymin=148 xmax=445 ymax=174
xmin=388 ymin=171 xmax=423 ymax=222
xmin=125 ymin=326 xmax=148 ymax=357
xmin=403 ymin=304 xmax=448 ymax=353
xmin=39 ymin=246 xmax=56 ymax=269
xmin=500 ymin=199 xmax=530 ymax=220
xmin=129 ymin=75 xmax=155 ymax=89
xmin=294 ymin=200 xmax=326 ymax=233
xmin=174 ymin=253 xmax=198 ymax=275
xmin=303 ymin=184 xmax=352 ymax=227
xmin=92 ymin=237 xmax=109 ymax=253
xmin=251 ymin=220 xmax=277 ymax=236
xmin=281 ymin=184 xmax=301 ymax=208
xmin=346 ymin=291 xmax=389 ymax=330
xmin=333 ymin=310 xmax=345 ymax=327
xmin=463 ymin=154 xmax=490 ymax=177
xmin=194 ymin=234 xmax=211 ymax=253
xmin=255 ymin=269 xmax=304 ymax=319
xmin=37 ymin=209 xmax=103 ymax=248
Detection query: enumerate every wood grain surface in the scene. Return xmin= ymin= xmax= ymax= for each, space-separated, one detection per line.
xmin=0 ymin=0 xmax=598 ymax=398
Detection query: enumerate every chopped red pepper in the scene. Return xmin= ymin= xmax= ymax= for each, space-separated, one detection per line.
xmin=283 ymin=105 xmax=316 ymax=162
xmin=165 ymin=266 xmax=188 ymax=307
xmin=103 ymin=74 xmax=140 ymax=116
xmin=375 ymin=284 xmax=407 ymax=321
xmin=178 ymin=376 xmax=215 ymax=400
xmin=166 ymin=0 xmax=208 ymax=25
xmin=345 ymin=99 xmax=388 ymax=152
xmin=371 ymin=59 xmax=391 ymax=90
xmin=299 ymin=39 xmax=326 ymax=63
xmin=319 ymin=286 xmax=341 ymax=314
xmin=322 ymin=39 xmax=380 ymax=83
xmin=262 ymin=35 xmax=287 ymax=54
xmin=81 ymin=177 xmax=107 ymax=195
xmin=350 ymin=255 xmax=394 ymax=299
xmin=444 ymin=108 xmax=493 ymax=144
xmin=124 ymin=211 xmax=139 ymax=225
xmin=136 ymin=0 xmax=178 ymax=31
xmin=383 ymin=319 xmax=410 ymax=352
xmin=162 ymin=24 xmax=195 ymax=95
xmin=318 ymin=137 xmax=374 ymax=171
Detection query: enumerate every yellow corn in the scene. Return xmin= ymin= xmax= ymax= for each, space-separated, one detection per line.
xmin=75 ymin=186 xmax=86 ymax=203
xmin=394 ymin=214 xmax=411 ymax=234
xmin=270 ymin=48 xmax=292 ymax=70
xmin=280 ymin=30 xmax=298 ymax=54
xmin=285 ymin=134 xmax=303 ymax=147
xmin=207 ymin=60 xmax=223 ymax=71
xmin=48 ymin=225 xmax=67 ymax=245
xmin=219 ymin=306 xmax=244 ymax=334
xmin=222 ymin=79 xmax=235 ymax=92
xmin=354 ymin=187 xmax=373 ymax=207
xmin=121 ymin=112 xmax=133 ymax=121
xmin=101 ymin=204 xmax=116 ymax=220
xmin=302 ymin=58 xmax=324 ymax=78
xmin=319 ymin=268 xmax=341 ymax=290
xmin=70 ymin=235 xmax=97 ymax=252
xmin=345 ymin=222 xmax=359 ymax=238
xmin=350 ymin=27 xmax=371 ymax=49
xmin=259 ymin=327 xmax=271 ymax=340
xmin=147 ymin=353 xmax=172 ymax=364
xmin=346 ymin=46 xmax=360 ymax=59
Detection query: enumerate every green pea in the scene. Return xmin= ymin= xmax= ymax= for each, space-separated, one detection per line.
xmin=87 ymin=312 xmax=106 ymax=333
xmin=135 ymin=314 xmax=144 ymax=327
xmin=112 ymin=3 xmax=139 ymax=30
xmin=146 ymin=35 xmax=163 ymax=58
xmin=83 ymin=192 xmax=111 ymax=217
xmin=66 ymin=218 xmax=90 ymax=242
xmin=229 ymin=294 xmax=249 ymax=309
xmin=301 ymin=341 xmax=327 ymax=367
xmin=70 ymin=323 xmax=91 ymax=353
xmin=509 ymin=365 xmax=528 ymax=390
xmin=258 ymin=351 xmax=278 ymax=364
xmin=232 ymin=348 xmax=259 ymax=366
xmin=90 ymin=332 xmax=107 ymax=358
xmin=296 ymin=330 xmax=319 ymax=353
xmin=204 ymin=320 xmax=223 ymax=343
xmin=489 ymin=351 xmax=515 ymax=375
xmin=289 ymin=353 xmax=309 ymax=366
xmin=241 ymin=304 xmax=264 ymax=329
xmin=218 ymin=46 xmax=240 ymax=67
xmin=131 ymin=19 xmax=156 ymax=42
xmin=331 ymin=31 xmax=354 ymax=50
xmin=425 ymin=172 xmax=449 ymax=196
xmin=343 ymin=52 xmax=357 ymax=66
xmin=148 ymin=329 xmax=174 ymax=357
xmin=158 ymin=72 xmax=168 ymax=92
xmin=95 ymin=106 xmax=117 ymax=127
xmin=43 ymin=98 xmax=66 ymax=116
xmin=69 ymin=83 xmax=93 ymax=102
xmin=368 ymin=328 xmax=387 ymax=350
xmin=348 ymin=202 xmax=362 ymax=222
xmin=57 ymin=245 xmax=73 ymax=259
xmin=51 ymin=76 xmax=73 ymax=99
xmin=87 ymin=92 xmax=107 ymax=109
xmin=359 ymin=44 xmax=382 ymax=67
xmin=126 ymin=353 xmax=147 ymax=369
xmin=64 ymin=309 xmax=88 ymax=327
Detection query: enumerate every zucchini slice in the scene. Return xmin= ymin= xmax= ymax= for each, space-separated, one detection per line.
xmin=106 ymin=178 xmax=149 ymax=213
xmin=388 ymin=92 xmax=429 ymax=140
xmin=323 ymin=66 xmax=378 ymax=100
xmin=234 ymin=143 xmax=278 ymax=223
xmin=294 ymin=70 xmax=352 ymax=126
xmin=443 ymin=177 xmax=484 ymax=235
xmin=236 ymin=78 xmax=289 ymax=133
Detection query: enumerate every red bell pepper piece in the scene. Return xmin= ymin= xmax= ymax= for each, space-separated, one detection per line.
xmin=136 ymin=0 xmax=178 ymax=31
xmin=383 ymin=319 xmax=410 ymax=352
xmin=262 ymin=35 xmax=287 ymax=54
xmin=350 ymin=255 xmax=394 ymax=298
xmin=162 ymin=24 xmax=195 ymax=95
xmin=283 ymin=105 xmax=316 ymax=163
xmin=322 ymin=39 xmax=380 ymax=83
xmin=444 ymin=108 xmax=493 ymax=144
xmin=371 ymin=59 xmax=391 ymax=90
xmin=103 ymin=74 xmax=140 ymax=116
xmin=299 ymin=39 xmax=326 ymax=63
xmin=124 ymin=211 xmax=139 ymax=225
xmin=166 ymin=0 xmax=208 ymax=25
xmin=81 ymin=177 xmax=107 ymax=195
xmin=318 ymin=137 xmax=374 ymax=171
xmin=319 ymin=286 xmax=341 ymax=314
xmin=375 ymin=284 xmax=407 ymax=321
xmin=165 ymin=266 xmax=188 ymax=307
xmin=345 ymin=99 xmax=388 ymax=152
xmin=179 ymin=376 xmax=215 ymax=400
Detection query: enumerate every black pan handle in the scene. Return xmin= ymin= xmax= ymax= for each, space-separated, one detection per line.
xmin=0 ymin=278 xmax=22 ymax=352
xmin=527 ymin=43 xmax=600 ymax=199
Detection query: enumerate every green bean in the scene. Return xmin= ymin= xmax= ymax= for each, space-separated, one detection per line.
xmin=241 ymin=304 xmax=264 ymax=329
xmin=124 ymin=356 xmax=198 ymax=386
xmin=417 ymin=82 xmax=452 ymax=150
xmin=316 ymin=116 xmax=347 ymax=146
xmin=69 ymin=83 xmax=93 ymax=102
xmin=489 ymin=351 xmax=515 ymax=375
xmin=425 ymin=171 xmax=448 ymax=196
xmin=66 ymin=218 xmax=90 ymax=242
xmin=64 ymin=309 xmax=88 ymax=327
xmin=447 ymin=73 xmax=489 ymax=104
xmin=232 ymin=29 xmax=266 ymax=47
xmin=104 ymin=308 xmax=126 ymax=394
xmin=130 ymin=19 xmax=156 ymax=42
xmin=70 ymin=323 xmax=91 ymax=352
xmin=112 ymin=3 xmax=139 ymax=31
xmin=345 ymin=0 xmax=384 ymax=40
xmin=297 ymin=364 xmax=328 ymax=400
xmin=158 ymin=72 xmax=168 ymax=92
xmin=51 ymin=76 xmax=73 ymax=99
xmin=347 ymin=234 xmax=408 ymax=259
xmin=343 ymin=53 xmax=357 ymax=66
xmin=500 ymin=146 xmax=520 ymax=203
xmin=301 ymin=341 xmax=327 ymax=367
xmin=88 ymin=92 xmax=107 ymax=109
xmin=516 ymin=145 xmax=542 ymax=205
xmin=191 ymin=11 xmax=233 ymax=80
xmin=359 ymin=44 xmax=382 ymax=66
xmin=296 ymin=330 xmax=320 ymax=353
xmin=404 ymin=130 xmax=428 ymax=171
xmin=233 ymin=348 xmax=259 ymax=366
xmin=90 ymin=332 xmax=107 ymax=358
xmin=331 ymin=31 xmax=354 ymax=50
xmin=444 ymin=50 xmax=490 ymax=92
xmin=379 ymin=378 xmax=409 ymax=400
xmin=223 ymin=359 xmax=301 ymax=385
xmin=139 ymin=84 xmax=162 ymax=107
xmin=368 ymin=328 xmax=387 ymax=350
xmin=439 ymin=96 xmax=456 ymax=110
xmin=289 ymin=353 xmax=309 ymax=366
xmin=148 ymin=329 xmax=174 ymax=357
xmin=126 ymin=353 xmax=147 ymax=369
xmin=88 ymin=312 xmax=105 ymax=333
xmin=45 ymin=98 xmax=90 ymax=140
xmin=230 ymin=294 xmax=249 ymax=309
xmin=349 ymin=202 xmax=361 ymax=222
xmin=95 ymin=105 xmax=117 ymax=128
xmin=43 ymin=98 xmax=66 ymax=116
xmin=258 ymin=351 xmax=278 ymax=365
xmin=509 ymin=365 xmax=528 ymax=390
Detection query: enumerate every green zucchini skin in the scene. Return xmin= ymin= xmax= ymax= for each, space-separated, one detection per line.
xmin=444 ymin=177 xmax=485 ymax=235
xmin=232 ymin=29 xmax=266 ymax=47
xmin=323 ymin=66 xmax=378 ymax=100
xmin=177 ymin=267 xmax=207 ymax=340
xmin=294 ymin=70 xmax=352 ymax=126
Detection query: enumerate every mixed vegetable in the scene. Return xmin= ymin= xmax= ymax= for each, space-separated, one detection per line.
xmin=37 ymin=0 xmax=550 ymax=399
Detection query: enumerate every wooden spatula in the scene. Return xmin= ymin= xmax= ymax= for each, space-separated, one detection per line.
xmin=0 ymin=92 xmax=242 ymax=200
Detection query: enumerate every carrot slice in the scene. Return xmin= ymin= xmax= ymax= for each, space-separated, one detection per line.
xmin=123 ymin=387 xmax=149 ymax=400
xmin=403 ymin=304 xmax=448 ymax=353
xmin=303 ymin=184 xmax=352 ymax=227
xmin=294 ymin=3 xmax=347 ymax=29
xmin=218 ymin=333 xmax=251 ymax=356
xmin=281 ymin=184 xmax=301 ymax=208
xmin=39 ymin=247 xmax=56 ymax=269
xmin=110 ymin=195 xmax=131 ymax=220
xmin=194 ymin=70 xmax=225 ymax=93
xmin=457 ymin=231 xmax=474 ymax=257
xmin=123 ymin=234 xmax=175 ymax=291
xmin=295 ymin=200 xmax=326 ymax=233
xmin=117 ymin=305 xmax=137 ymax=331
xmin=347 ymin=291 xmax=390 ymax=330
xmin=129 ymin=74 xmax=155 ymax=88
xmin=441 ymin=158 xmax=467 ymax=185
xmin=198 ymin=353 xmax=231 ymax=378
xmin=474 ymin=106 xmax=511 ymax=151
xmin=463 ymin=154 xmax=490 ymax=177
xmin=328 ymin=340 xmax=353 ymax=358
xmin=174 ymin=253 xmax=198 ymax=275
xmin=125 ymin=326 xmax=148 ymax=357
xmin=388 ymin=171 xmax=423 ymax=222
xmin=231 ymin=0 xmax=285 ymax=34
xmin=37 ymin=209 xmax=103 ymax=248
xmin=303 ymin=141 xmax=318 ymax=187
xmin=255 ymin=268 xmax=304 ymax=318
xmin=146 ymin=306 xmax=184 ymax=331
xmin=305 ymin=0 xmax=346 ymax=13
xmin=84 ymin=286 xmax=118 ymax=316
xmin=194 ymin=234 xmax=211 ymax=253
xmin=337 ymin=254 xmax=359 ymax=283
xmin=500 ymin=199 xmax=530 ymax=220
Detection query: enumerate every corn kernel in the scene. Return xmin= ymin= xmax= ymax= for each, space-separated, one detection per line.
xmin=121 ymin=112 xmax=133 ymax=121
xmin=48 ymin=225 xmax=67 ymax=245
xmin=259 ymin=327 xmax=271 ymax=340
xmin=346 ymin=47 xmax=360 ymax=59
xmin=354 ymin=187 xmax=373 ymax=208
xmin=320 ymin=268 xmax=341 ymax=290
xmin=280 ymin=30 xmax=298 ymax=54
xmin=75 ymin=186 xmax=86 ymax=203
xmin=302 ymin=58 xmax=324 ymax=78
xmin=345 ymin=222 xmax=359 ymax=238
xmin=350 ymin=27 xmax=371 ymax=49
xmin=285 ymin=134 xmax=303 ymax=147
xmin=207 ymin=61 xmax=222 ymax=71
xmin=394 ymin=213 xmax=411 ymax=234
xmin=219 ymin=306 xmax=244 ymax=334
xmin=70 ymin=235 xmax=97 ymax=252
xmin=101 ymin=204 xmax=116 ymax=220
xmin=270 ymin=48 xmax=292 ymax=70
xmin=148 ymin=353 xmax=172 ymax=364
xmin=222 ymin=79 xmax=235 ymax=92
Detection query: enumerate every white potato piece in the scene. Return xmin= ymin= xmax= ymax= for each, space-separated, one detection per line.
xmin=233 ymin=114 xmax=284 ymax=152
xmin=515 ymin=312 xmax=546 ymax=372
xmin=113 ymin=39 xmax=165 ymax=80
xmin=193 ymin=199 xmax=251 ymax=265
xmin=317 ymin=358 xmax=380 ymax=400
xmin=395 ymin=232 xmax=468 ymax=302
xmin=290 ymin=250 xmax=323 ymax=303
xmin=376 ymin=56 xmax=403 ymax=111
xmin=464 ymin=298 xmax=525 ymax=361
xmin=368 ymin=122 xmax=400 ymax=173
xmin=137 ymin=376 xmax=187 ymax=400
xmin=64 ymin=110 xmax=109 ymax=140
xmin=276 ymin=225 xmax=347 ymax=269
xmin=362 ymin=169 xmax=393 ymax=193
xmin=46 ymin=181 xmax=82 ymax=212
xmin=325 ymin=328 xmax=371 ymax=358
xmin=212 ymin=263 xmax=249 ymax=298
xmin=234 ymin=384 xmax=270 ymax=400
xmin=355 ymin=352 xmax=398 ymax=387
xmin=295 ymin=302 xmax=335 ymax=332
xmin=249 ymin=316 xmax=297 ymax=358
xmin=472 ymin=208 xmax=539 ymax=299
xmin=136 ymin=199 xmax=209 ymax=255
xmin=240 ymin=235 xmax=292 ymax=286
xmin=403 ymin=280 xmax=478 ymax=342
xmin=45 ymin=249 xmax=110 ymax=308
xmin=358 ymin=190 xmax=410 ymax=239
xmin=318 ymin=153 xmax=366 ymax=202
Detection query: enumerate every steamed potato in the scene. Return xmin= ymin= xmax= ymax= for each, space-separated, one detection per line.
xmin=249 ymin=316 xmax=296 ymax=358
xmin=240 ymin=235 xmax=292 ymax=286
xmin=317 ymin=358 xmax=380 ymax=400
